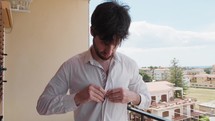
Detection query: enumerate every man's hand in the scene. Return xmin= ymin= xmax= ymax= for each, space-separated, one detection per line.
xmin=106 ymin=88 xmax=141 ymax=105
xmin=74 ymin=84 xmax=106 ymax=106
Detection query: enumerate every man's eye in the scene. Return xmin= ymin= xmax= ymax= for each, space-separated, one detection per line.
xmin=102 ymin=41 xmax=109 ymax=45
xmin=104 ymin=43 xmax=109 ymax=46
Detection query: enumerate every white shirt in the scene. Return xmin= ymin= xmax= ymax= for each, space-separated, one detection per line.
xmin=37 ymin=49 xmax=151 ymax=121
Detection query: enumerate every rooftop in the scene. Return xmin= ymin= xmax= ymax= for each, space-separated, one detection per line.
xmin=199 ymin=100 xmax=215 ymax=108
xmin=146 ymin=81 xmax=174 ymax=93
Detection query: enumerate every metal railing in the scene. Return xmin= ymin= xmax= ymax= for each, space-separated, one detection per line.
xmin=127 ymin=106 xmax=170 ymax=121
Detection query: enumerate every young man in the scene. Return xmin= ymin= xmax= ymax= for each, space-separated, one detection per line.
xmin=37 ymin=2 xmax=151 ymax=121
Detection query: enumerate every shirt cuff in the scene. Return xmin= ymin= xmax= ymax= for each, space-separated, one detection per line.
xmin=136 ymin=94 xmax=151 ymax=109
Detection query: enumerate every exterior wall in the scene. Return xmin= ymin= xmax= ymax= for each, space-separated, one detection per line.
xmin=4 ymin=0 xmax=89 ymax=121
xmin=151 ymin=91 xmax=169 ymax=103
xmin=212 ymin=78 xmax=215 ymax=85
xmin=151 ymin=89 xmax=174 ymax=103
xmin=149 ymin=104 xmax=195 ymax=121
xmin=154 ymin=69 xmax=169 ymax=81
xmin=196 ymin=76 xmax=207 ymax=83
xmin=150 ymin=110 xmax=159 ymax=121
xmin=184 ymin=105 xmax=191 ymax=116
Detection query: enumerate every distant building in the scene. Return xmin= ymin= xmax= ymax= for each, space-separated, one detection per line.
xmin=140 ymin=67 xmax=170 ymax=81
xmin=183 ymin=67 xmax=215 ymax=89
xmin=190 ymin=74 xmax=215 ymax=89
xmin=211 ymin=65 xmax=215 ymax=74
xmin=183 ymin=68 xmax=206 ymax=75
xmin=154 ymin=69 xmax=170 ymax=81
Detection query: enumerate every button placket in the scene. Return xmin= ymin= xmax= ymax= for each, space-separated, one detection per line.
xmin=104 ymin=61 xmax=115 ymax=90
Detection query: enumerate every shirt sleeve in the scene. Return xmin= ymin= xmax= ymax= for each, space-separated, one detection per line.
xmin=36 ymin=62 xmax=78 ymax=115
xmin=128 ymin=62 xmax=151 ymax=109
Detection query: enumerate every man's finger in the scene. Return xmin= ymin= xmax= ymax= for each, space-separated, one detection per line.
xmin=106 ymin=88 xmax=122 ymax=97
xmin=89 ymin=85 xmax=106 ymax=102
xmin=93 ymin=85 xmax=106 ymax=95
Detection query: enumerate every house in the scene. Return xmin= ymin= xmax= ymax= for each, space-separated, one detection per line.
xmin=131 ymin=81 xmax=204 ymax=121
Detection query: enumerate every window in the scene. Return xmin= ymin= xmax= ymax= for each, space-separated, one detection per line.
xmin=162 ymin=111 xmax=169 ymax=117
xmin=174 ymin=109 xmax=180 ymax=117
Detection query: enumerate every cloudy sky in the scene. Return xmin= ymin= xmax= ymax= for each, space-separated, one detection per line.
xmin=90 ymin=0 xmax=215 ymax=67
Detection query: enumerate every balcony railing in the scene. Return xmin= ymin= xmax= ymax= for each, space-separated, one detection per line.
xmin=127 ymin=106 xmax=170 ymax=121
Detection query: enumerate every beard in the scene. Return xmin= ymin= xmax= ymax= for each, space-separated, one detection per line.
xmin=93 ymin=39 xmax=113 ymax=60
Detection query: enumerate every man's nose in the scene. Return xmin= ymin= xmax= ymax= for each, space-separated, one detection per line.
xmin=105 ymin=45 xmax=114 ymax=53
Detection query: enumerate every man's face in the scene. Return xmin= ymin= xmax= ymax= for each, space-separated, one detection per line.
xmin=93 ymin=36 xmax=119 ymax=60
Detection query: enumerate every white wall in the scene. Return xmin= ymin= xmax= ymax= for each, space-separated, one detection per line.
xmin=4 ymin=0 xmax=89 ymax=121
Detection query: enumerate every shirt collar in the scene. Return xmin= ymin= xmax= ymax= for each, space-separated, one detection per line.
xmin=83 ymin=47 xmax=94 ymax=64
xmin=83 ymin=46 xmax=121 ymax=64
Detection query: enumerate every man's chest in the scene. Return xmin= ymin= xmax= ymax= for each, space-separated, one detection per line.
xmin=69 ymin=64 xmax=131 ymax=92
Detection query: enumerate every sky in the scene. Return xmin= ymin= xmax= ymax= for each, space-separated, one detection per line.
xmin=89 ymin=0 xmax=215 ymax=68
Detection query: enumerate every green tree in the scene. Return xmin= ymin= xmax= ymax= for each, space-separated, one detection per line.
xmin=169 ymin=58 xmax=187 ymax=98
xmin=204 ymin=68 xmax=211 ymax=74
xmin=139 ymin=70 xmax=152 ymax=82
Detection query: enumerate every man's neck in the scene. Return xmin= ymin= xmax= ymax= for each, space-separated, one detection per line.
xmin=90 ymin=46 xmax=112 ymax=64
xmin=90 ymin=47 xmax=112 ymax=73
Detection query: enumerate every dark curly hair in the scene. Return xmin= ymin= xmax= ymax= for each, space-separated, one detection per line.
xmin=91 ymin=2 xmax=131 ymax=45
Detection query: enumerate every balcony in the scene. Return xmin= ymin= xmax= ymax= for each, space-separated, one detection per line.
xmin=127 ymin=105 xmax=170 ymax=121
